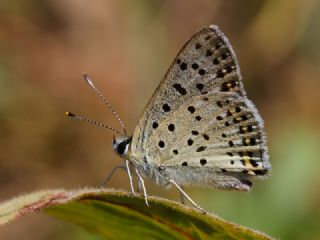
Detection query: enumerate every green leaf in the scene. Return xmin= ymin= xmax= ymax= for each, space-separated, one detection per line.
xmin=0 ymin=188 xmax=274 ymax=240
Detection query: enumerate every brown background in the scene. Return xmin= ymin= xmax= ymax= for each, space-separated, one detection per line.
xmin=0 ymin=1 xmax=319 ymax=239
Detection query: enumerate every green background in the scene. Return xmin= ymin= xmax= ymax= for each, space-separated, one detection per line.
xmin=0 ymin=1 xmax=319 ymax=239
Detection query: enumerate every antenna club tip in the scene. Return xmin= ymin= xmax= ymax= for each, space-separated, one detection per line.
xmin=82 ymin=73 xmax=95 ymax=87
xmin=65 ymin=111 xmax=75 ymax=117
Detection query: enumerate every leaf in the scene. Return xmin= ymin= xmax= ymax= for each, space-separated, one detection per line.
xmin=0 ymin=188 xmax=274 ymax=240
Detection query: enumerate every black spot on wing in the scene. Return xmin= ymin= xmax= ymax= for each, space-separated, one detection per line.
xmin=172 ymin=83 xmax=187 ymax=95
xmin=200 ymin=158 xmax=207 ymax=166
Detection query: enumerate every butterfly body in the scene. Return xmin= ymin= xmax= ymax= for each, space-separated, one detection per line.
xmin=115 ymin=25 xmax=270 ymax=193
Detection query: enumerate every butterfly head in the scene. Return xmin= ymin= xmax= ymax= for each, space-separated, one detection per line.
xmin=113 ymin=135 xmax=132 ymax=157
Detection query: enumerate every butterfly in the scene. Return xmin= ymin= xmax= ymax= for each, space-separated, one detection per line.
xmin=66 ymin=25 xmax=271 ymax=213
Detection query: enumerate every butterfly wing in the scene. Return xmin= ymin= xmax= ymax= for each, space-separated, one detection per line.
xmin=130 ymin=25 xmax=270 ymax=190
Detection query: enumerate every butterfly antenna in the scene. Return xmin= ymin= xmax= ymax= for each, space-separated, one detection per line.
xmin=65 ymin=111 xmax=122 ymax=135
xmin=82 ymin=73 xmax=127 ymax=135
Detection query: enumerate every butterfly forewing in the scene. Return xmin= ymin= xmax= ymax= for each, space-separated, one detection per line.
xmin=130 ymin=25 xmax=270 ymax=189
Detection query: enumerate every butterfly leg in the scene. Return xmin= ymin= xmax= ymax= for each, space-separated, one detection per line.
xmin=169 ymin=180 xmax=206 ymax=213
xmin=179 ymin=186 xmax=185 ymax=205
xmin=125 ymin=159 xmax=135 ymax=195
xmin=135 ymin=169 xmax=149 ymax=207
xmin=99 ymin=165 xmax=126 ymax=187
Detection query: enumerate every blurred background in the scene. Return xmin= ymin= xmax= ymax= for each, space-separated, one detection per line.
xmin=0 ymin=0 xmax=319 ymax=239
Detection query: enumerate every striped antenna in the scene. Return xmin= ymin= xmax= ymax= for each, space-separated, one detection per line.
xmin=83 ymin=73 xmax=127 ymax=135
xmin=65 ymin=111 xmax=122 ymax=135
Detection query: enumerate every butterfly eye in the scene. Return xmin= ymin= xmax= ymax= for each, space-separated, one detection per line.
xmin=117 ymin=141 xmax=126 ymax=155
